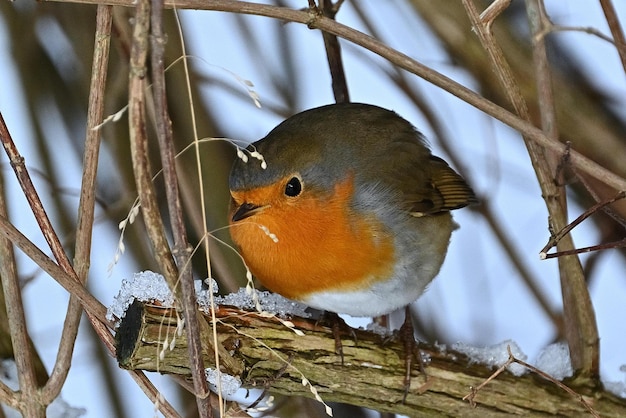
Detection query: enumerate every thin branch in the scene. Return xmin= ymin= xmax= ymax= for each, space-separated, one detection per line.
xmin=0 ymin=117 xmax=74 ymax=275
xmin=75 ymin=4 xmax=112 ymax=285
xmin=128 ymin=370 xmax=183 ymax=418
xmin=0 ymin=173 xmax=43 ymax=417
xmin=466 ymin=345 xmax=600 ymax=418
xmin=150 ymin=2 xmax=190 ymax=272
xmin=526 ymin=0 xmax=558 ymax=143
xmin=70 ymin=5 xmax=130 ymax=414
xmin=537 ymin=25 xmax=614 ymax=44
xmin=540 ymin=191 xmax=626 ymax=257
xmin=316 ymin=0 xmax=350 ymax=103
xmin=462 ymin=354 xmax=512 ymax=407
xmin=0 ymin=207 xmax=183 ymax=418
xmin=150 ymin=2 xmax=211 ymax=416
xmin=128 ymin=0 xmax=181 ymax=301
xmin=43 ymin=5 xmax=116 ymax=406
xmin=42 ymin=0 xmax=626 ymax=193
xmin=170 ymin=8 xmax=237 ymax=416
xmin=525 ymin=0 xmax=602 ymax=382
xmin=479 ymin=0 xmax=511 ymax=26
xmin=599 ymin=0 xmax=626 ymax=75
xmin=0 ymin=112 xmax=111 ymax=403
xmin=542 ymin=239 xmax=626 ymax=259
xmin=462 ymin=0 xmax=599 ymax=382
xmin=0 ymin=374 xmax=18 ymax=410
xmin=0 ymin=217 xmax=182 ymax=415
xmin=41 ymin=297 xmax=83 ymax=404
xmin=0 ymin=214 xmax=109 ymax=322
xmin=507 ymin=347 xmax=600 ymax=418
xmin=522 ymin=0 xmax=568 ymax=335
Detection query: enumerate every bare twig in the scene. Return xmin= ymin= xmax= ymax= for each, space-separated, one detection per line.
xmin=0 ymin=173 xmax=43 ymax=417
xmin=316 ymin=0 xmax=350 ymax=103
xmin=463 ymin=0 xmax=599 ymax=382
xmin=462 ymin=355 xmax=513 ymax=407
xmin=44 ymin=4 xmax=117 ymax=406
xmin=0 ymin=111 xmax=115 ymax=405
xmin=479 ymin=0 xmax=511 ymax=27
xmin=0 ymin=375 xmax=17 ymax=410
xmin=75 ymin=4 xmax=112 ymax=286
xmin=149 ymin=2 xmax=211 ymax=416
xmin=170 ymin=8 xmax=230 ymax=416
xmin=524 ymin=0 xmax=601 ymax=382
xmin=150 ymin=2 xmax=191 ymax=275
xmin=6 ymin=212 xmax=181 ymax=418
xmin=536 ymin=25 xmax=614 ymax=44
xmin=542 ymin=239 xmax=626 ymax=259
xmin=0 ymin=119 xmax=74 ymax=276
xmin=522 ymin=0 xmax=569 ymax=337
xmin=526 ymin=0 xmax=558 ymax=142
xmin=540 ymin=191 xmax=626 ymax=257
xmin=0 ymin=215 xmax=108 ymax=321
xmin=599 ymin=0 xmax=626 ymax=75
xmin=507 ymin=347 xmax=600 ymax=418
xmin=465 ymin=345 xmax=600 ymax=418
xmin=128 ymin=0 xmax=181 ymax=300
xmin=128 ymin=370 xmax=183 ymax=418
xmin=62 ymin=6 xmax=142 ymax=414
xmin=42 ymin=0 xmax=626 ymax=193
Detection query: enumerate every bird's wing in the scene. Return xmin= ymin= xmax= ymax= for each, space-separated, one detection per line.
xmin=406 ymin=156 xmax=477 ymax=217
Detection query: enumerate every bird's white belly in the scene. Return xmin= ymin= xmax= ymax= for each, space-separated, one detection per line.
xmin=301 ymin=273 xmax=427 ymax=317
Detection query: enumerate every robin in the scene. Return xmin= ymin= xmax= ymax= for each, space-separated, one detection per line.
xmin=228 ymin=102 xmax=476 ymax=388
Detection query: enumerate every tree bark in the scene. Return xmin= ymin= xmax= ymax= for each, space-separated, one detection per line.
xmin=115 ymin=301 xmax=626 ymax=417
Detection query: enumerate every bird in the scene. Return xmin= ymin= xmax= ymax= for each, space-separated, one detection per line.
xmin=229 ymin=102 xmax=475 ymax=314
xmin=228 ymin=102 xmax=476 ymax=391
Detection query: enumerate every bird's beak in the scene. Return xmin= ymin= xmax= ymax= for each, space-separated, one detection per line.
xmin=231 ymin=202 xmax=268 ymax=222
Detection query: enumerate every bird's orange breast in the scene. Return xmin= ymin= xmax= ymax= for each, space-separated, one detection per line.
xmin=229 ymin=176 xmax=396 ymax=301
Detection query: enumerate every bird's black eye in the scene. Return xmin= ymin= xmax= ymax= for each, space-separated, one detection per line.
xmin=284 ymin=176 xmax=302 ymax=197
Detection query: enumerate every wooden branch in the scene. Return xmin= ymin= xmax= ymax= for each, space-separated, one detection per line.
xmin=316 ymin=0 xmax=351 ymax=103
xmin=462 ymin=0 xmax=599 ymax=384
xmin=0 ymin=162 xmax=44 ymax=416
xmin=42 ymin=0 xmax=626 ymax=193
xmin=408 ymin=0 xmax=626 ymax=216
xmin=147 ymin=1 xmax=212 ymax=415
xmin=116 ymin=301 xmax=626 ymax=417
xmin=600 ymin=0 xmax=626 ymax=75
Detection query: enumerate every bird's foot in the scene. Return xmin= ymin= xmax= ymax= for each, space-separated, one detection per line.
xmin=317 ymin=311 xmax=357 ymax=365
xmin=398 ymin=306 xmax=427 ymax=402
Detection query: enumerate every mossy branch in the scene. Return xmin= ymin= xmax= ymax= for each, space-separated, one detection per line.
xmin=116 ymin=301 xmax=626 ymax=417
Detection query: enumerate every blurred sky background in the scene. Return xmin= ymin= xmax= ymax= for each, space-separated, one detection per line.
xmin=0 ymin=1 xmax=625 ymax=416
